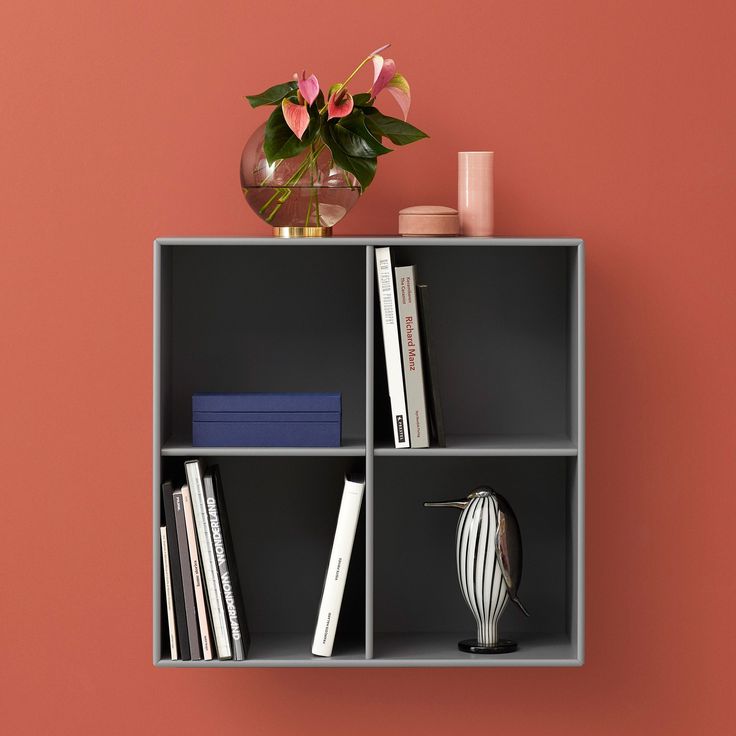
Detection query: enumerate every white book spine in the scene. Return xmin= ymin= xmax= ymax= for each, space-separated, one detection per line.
xmin=375 ymin=247 xmax=410 ymax=448
xmin=159 ymin=526 xmax=178 ymax=660
xmin=181 ymin=484 xmax=213 ymax=660
xmin=311 ymin=477 xmax=365 ymax=657
xmin=395 ymin=265 xmax=430 ymax=448
xmin=185 ymin=460 xmax=232 ymax=660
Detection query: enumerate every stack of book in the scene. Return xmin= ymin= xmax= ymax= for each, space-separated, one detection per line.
xmin=160 ymin=461 xmax=250 ymax=661
xmin=375 ymin=246 xmax=445 ymax=449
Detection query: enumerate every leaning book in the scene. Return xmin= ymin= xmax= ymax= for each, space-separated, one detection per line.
xmin=395 ymin=265 xmax=429 ymax=448
xmin=312 ymin=475 xmax=365 ymax=657
xmin=204 ymin=466 xmax=250 ymax=660
xmin=159 ymin=526 xmax=178 ymax=660
xmin=185 ymin=459 xmax=231 ymax=659
xmin=180 ymin=484 xmax=214 ymax=661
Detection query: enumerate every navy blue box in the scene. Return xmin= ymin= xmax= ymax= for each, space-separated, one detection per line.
xmin=192 ymin=393 xmax=341 ymax=447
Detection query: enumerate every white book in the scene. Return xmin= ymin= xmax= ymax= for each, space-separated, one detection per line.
xmin=375 ymin=247 xmax=410 ymax=448
xmin=395 ymin=265 xmax=430 ymax=448
xmin=181 ymin=484 xmax=213 ymax=661
xmin=159 ymin=526 xmax=178 ymax=660
xmin=311 ymin=475 xmax=365 ymax=657
xmin=185 ymin=460 xmax=232 ymax=660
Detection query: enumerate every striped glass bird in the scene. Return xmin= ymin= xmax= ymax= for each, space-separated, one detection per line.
xmin=425 ymin=487 xmax=529 ymax=654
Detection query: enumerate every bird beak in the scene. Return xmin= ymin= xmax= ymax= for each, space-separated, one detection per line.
xmin=423 ymin=498 xmax=469 ymax=510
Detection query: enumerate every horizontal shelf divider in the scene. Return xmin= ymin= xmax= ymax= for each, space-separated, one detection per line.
xmin=155 ymin=632 xmax=578 ymax=668
xmin=161 ymin=438 xmax=365 ymax=457
xmin=375 ymin=435 xmax=577 ymax=457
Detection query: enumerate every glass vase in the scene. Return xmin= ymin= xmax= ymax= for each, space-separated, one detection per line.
xmin=240 ymin=122 xmax=361 ymax=237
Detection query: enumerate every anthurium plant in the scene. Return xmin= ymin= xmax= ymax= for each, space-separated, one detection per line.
xmin=246 ymin=44 xmax=428 ymax=191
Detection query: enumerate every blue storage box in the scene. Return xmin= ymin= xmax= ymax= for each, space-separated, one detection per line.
xmin=192 ymin=393 xmax=341 ymax=447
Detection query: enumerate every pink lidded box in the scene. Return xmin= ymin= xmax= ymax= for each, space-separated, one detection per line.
xmin=398 ymin=205 xmax=460 ymax=236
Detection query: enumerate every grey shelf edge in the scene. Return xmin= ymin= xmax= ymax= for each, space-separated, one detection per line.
xmin=155 ymin=236 xmax=584 ymax=248
xmin=154 ymin=658 xmax=582 ymax=668
xmin=161 ymin=443 xmax=366 ymax=457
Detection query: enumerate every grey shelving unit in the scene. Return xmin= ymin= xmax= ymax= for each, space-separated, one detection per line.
xmin=153 ymin=236 xmax=585 ymax=667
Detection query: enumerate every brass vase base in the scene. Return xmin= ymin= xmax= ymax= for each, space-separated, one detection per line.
xmin=458 ymin=639 xmax=518 ymax=655
xmin=273 ymin=226 xmax=333 ymax=238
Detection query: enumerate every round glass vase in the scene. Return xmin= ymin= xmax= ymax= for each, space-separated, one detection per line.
xmin=240 ymin=122 xmax=361 ymax=237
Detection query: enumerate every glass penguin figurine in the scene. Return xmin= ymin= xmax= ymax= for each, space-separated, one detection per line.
xmin=424 ymin=486 xmax=529 ymax=653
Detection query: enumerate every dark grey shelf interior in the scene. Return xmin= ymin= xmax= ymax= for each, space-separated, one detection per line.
xmin=153 ymin=237 xmax=584 ymax=668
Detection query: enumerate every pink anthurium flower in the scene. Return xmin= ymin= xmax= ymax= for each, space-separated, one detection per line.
xmin=371 ymin=55 xmax=396 ymax=98
xmin=371 ymin=55 xmax=411 ymax=120
xmin=296 ymin=70 xmax=320 ymax=106
xmin=327 ymin=88 xmax=354 ymax=120
xmin=281 ymin=97 xmax=310 ymax=140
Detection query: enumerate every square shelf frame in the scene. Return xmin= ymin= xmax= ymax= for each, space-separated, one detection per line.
xmin=153 ymin=236 xmax=584 ymax=668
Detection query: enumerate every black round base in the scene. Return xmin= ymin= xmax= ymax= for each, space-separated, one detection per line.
xmin=458 ymin=638 xmax=518 ymax=654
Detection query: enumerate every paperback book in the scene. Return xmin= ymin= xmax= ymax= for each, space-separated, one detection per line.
xmin=395 ymin=265 xmax=430 ymax=448
xmin=312 ymin=474 xmax=365 ymax=657
xmin=180 ymin=484 xmax=214 ymax=660
xmin=185 ymin=459 xmax=231 ymax=659
xmin=172 ymin=488 xmax=202 ymax=660
xmin=159 ymin=526 xmax=178 ymax=660
xmin=161 ymin=481 xmax=191 ymax=660
xmin=375 ymin=247 xmax=410 ymax=448
xmin=204 ymin=466 xmax=251 ymax=660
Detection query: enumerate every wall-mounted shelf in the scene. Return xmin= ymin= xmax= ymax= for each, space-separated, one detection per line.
xmin=153 ymin=236 xmax=585 ymax=667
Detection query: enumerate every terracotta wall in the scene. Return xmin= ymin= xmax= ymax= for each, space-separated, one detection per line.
xmin=2 ymin=0 xmax=734 ymax=733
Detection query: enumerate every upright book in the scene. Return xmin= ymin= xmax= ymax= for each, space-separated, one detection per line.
xmin=161 ymin=481 xmax=191 ymax=660
xmin=395 ymin=265 xmax=430 ymax=448
xmin=172 ymin=488 xmax=202 ymax=660
xmin=159 ymin=526 xmax=178 ymax=660
xmin=185 ymin=459 xmax=231 ymax=659
xmin=416 ymin=284 xmax=446 ymax=447
xmin=375 ymin=247 xmax=410 ymax=448
xmin=312 ymin=474 xmax=365 ymax=657
xmin=204 ymin=466 xmax=251 ymax=660
xmin=180 ymin=484 xmax=214 ymax=660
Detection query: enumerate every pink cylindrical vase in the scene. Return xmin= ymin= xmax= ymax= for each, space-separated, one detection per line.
xmin=458 ymin=151 xmax=494 ymax=236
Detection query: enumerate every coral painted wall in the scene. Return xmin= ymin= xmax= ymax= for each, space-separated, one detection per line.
xmin=2 ymin=0 xmax=735 ymax=733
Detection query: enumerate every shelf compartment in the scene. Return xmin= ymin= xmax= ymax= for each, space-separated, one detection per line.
xmin=373 ymin=456 xmax=580 ymax=664
xmin=158 ymin=243 xmax=367 ymax=448
xmin=156 ymin=455 xmax=367 ymax=664
xmin=372 ymin=245 xmax=576 ymax=448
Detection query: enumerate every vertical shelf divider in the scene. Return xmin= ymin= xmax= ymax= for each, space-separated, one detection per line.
xmin=365 ymin=245 xmax=375 ymax=659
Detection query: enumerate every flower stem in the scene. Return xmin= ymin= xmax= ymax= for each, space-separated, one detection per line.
xmin=319 ymin=43 xmax=390 ymax=113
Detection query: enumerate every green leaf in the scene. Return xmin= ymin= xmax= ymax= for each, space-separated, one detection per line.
xmin=321 ymin=123 xmax=377 ymax=190
xmin=352 ymin=93 xmax=373 ymax=107
xmin=333 ymin=110 xmax=392 ymax=158
xmin=246 ymin=81 xmax=298 ymax=108
xmin=263 ymin=105 xmax=308 ymax=164
xmin=363 ymin=108 xmax=429 ymax=145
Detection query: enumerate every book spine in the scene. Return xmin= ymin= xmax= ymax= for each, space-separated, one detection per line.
xmin=395 ymin=266 xmax=430 ymax=448
xmin=204 ymin=473 xmax=244 ymax=660
xmin=161 ymin=481 xmax=190 ymax=660
xmin=159 ymin=527 xmax=178 ymax=660
xmin=172 ymin=489 xmax=202 ymax=660
xmin=311 ymin=476 xmax=365 ymax=657
xmin=185 ymin=460 xmax=232 ymax=660
xmin=375 ymin=247 xmax=410 ymax=448
xmin=181 ymin=484 xmax=214 ymax=661
xmin=211 ymin=466 xmax=250 ymax=659
xmin=417 ymin=284 xmax=446 ymax=447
